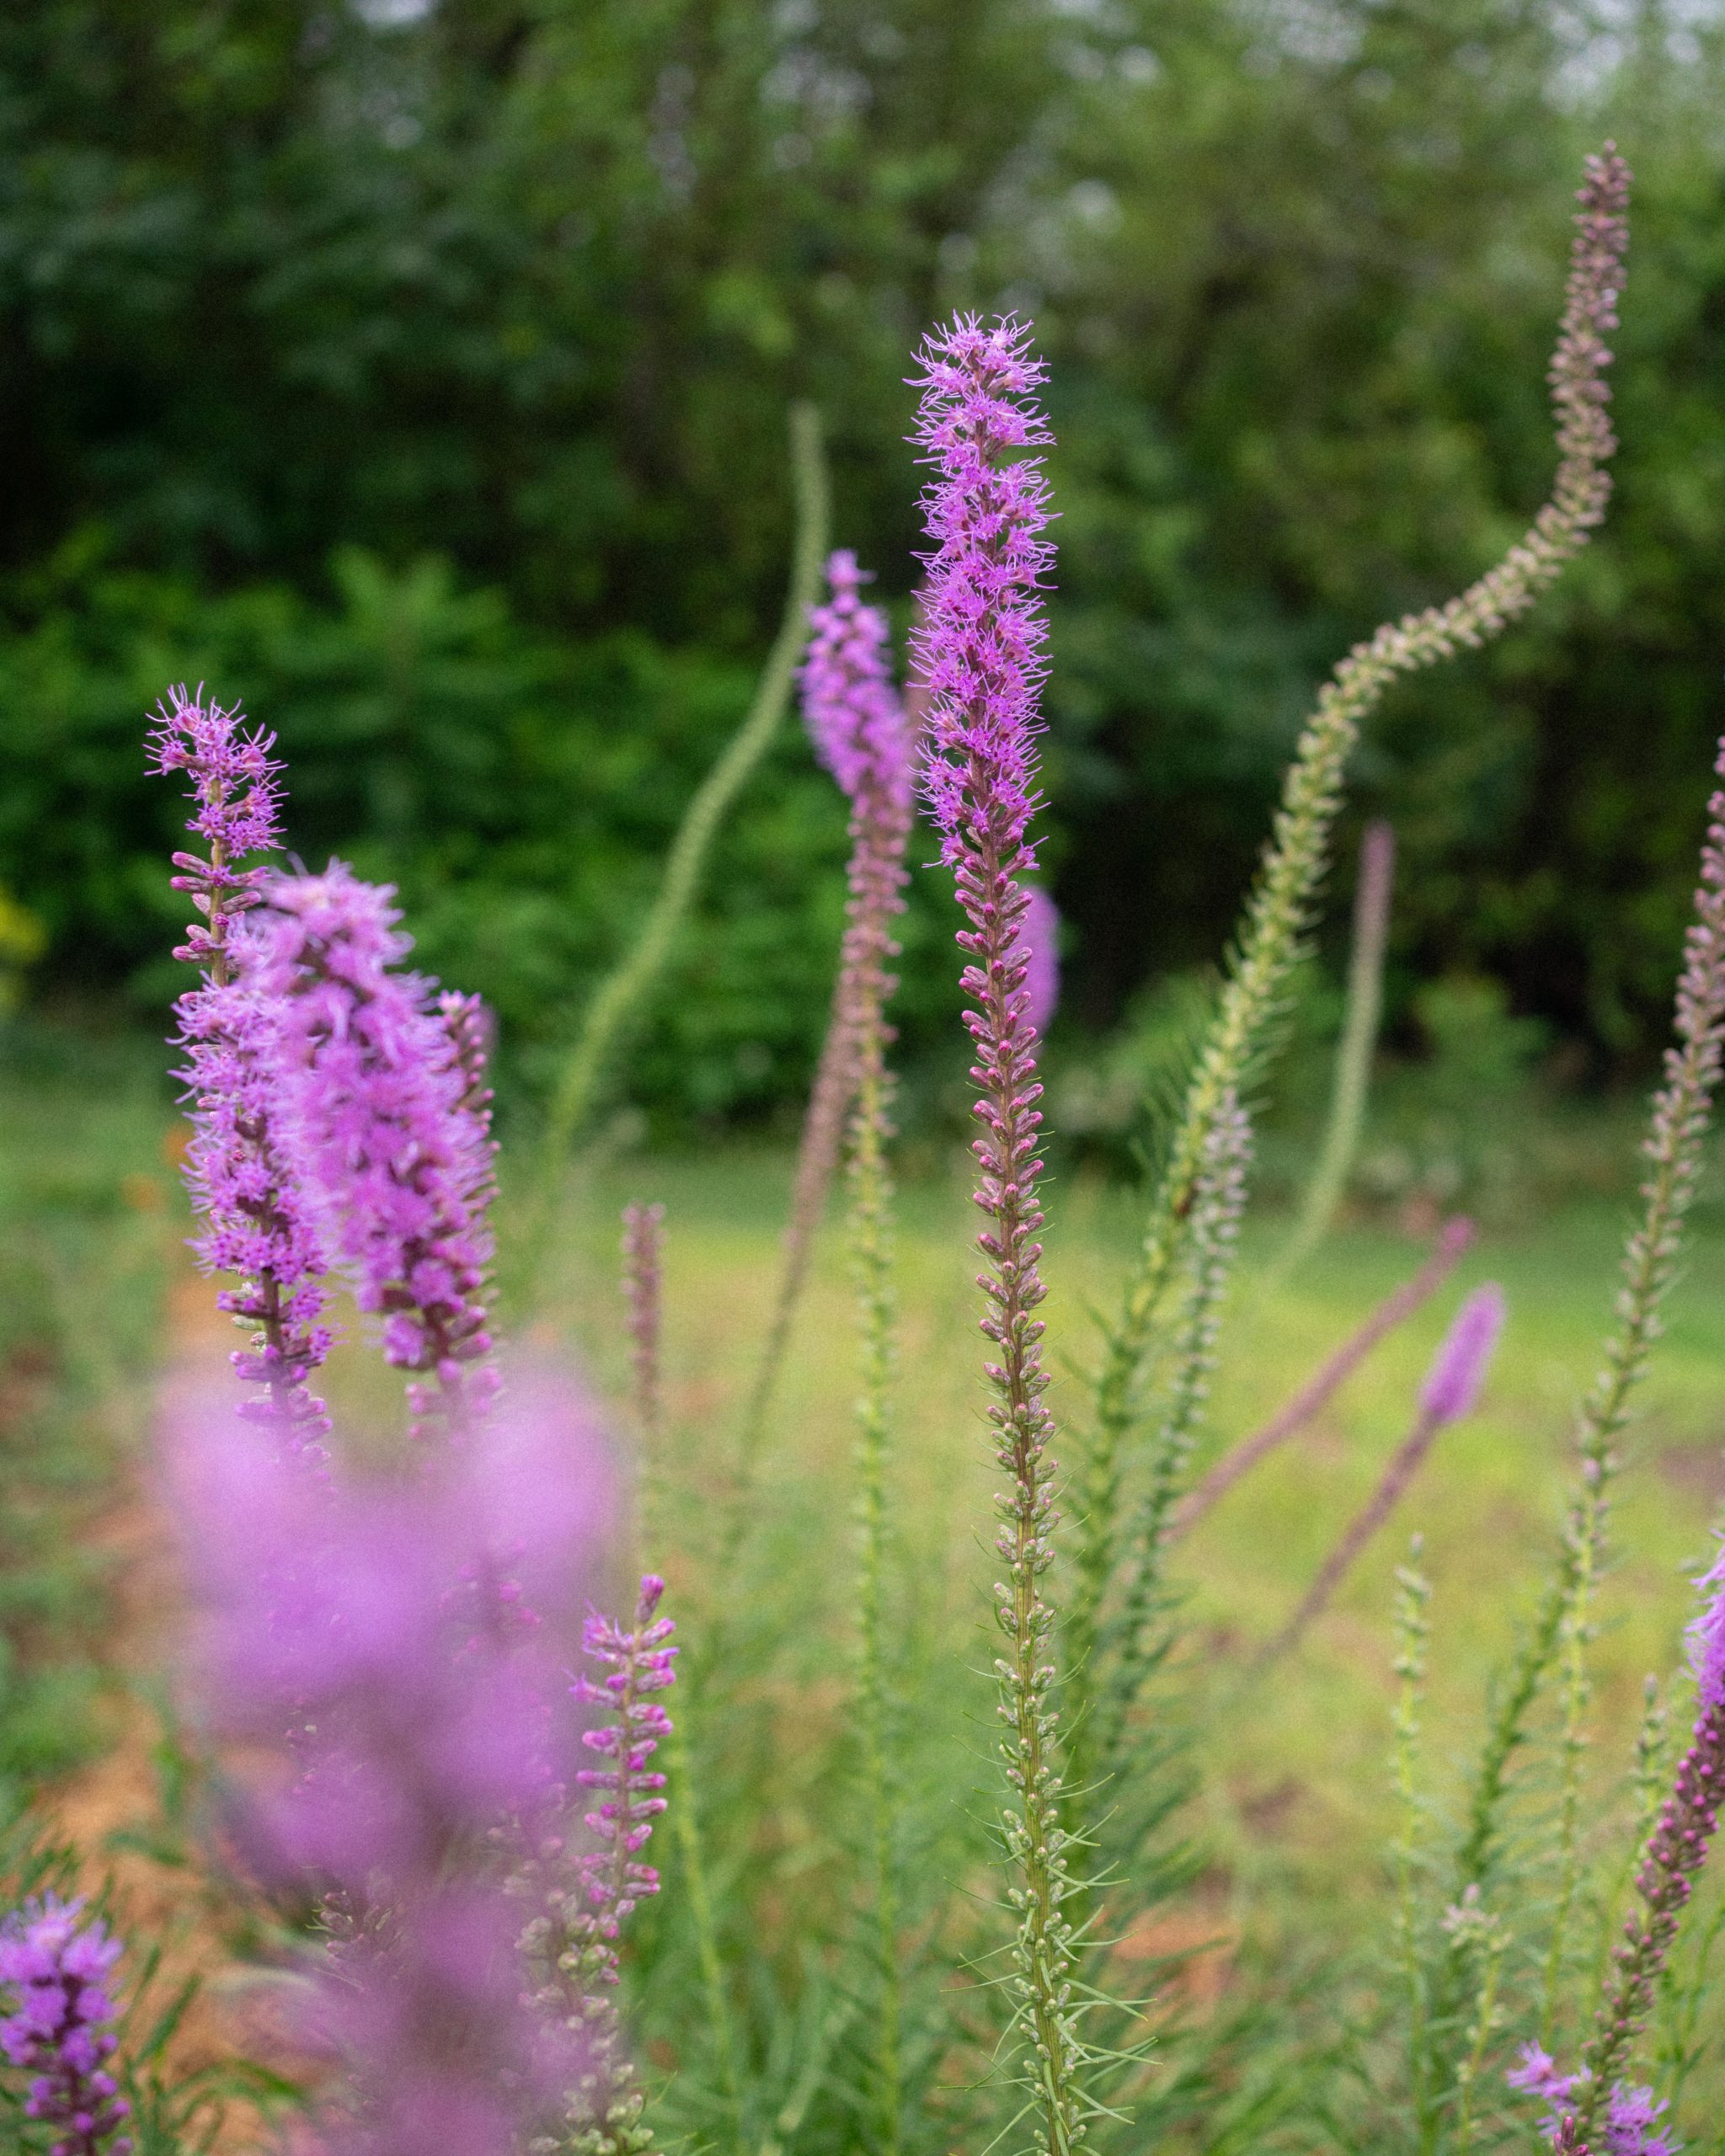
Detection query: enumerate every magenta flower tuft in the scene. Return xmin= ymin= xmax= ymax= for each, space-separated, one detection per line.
xmin=1509 ymin=2047 xmax=1679 ymax=2156
xmin=573 ymin=1575 xmax=678 ymax=1929
xmin=516 ymin=1577 xmax=677 ymax=2153
xmin=802 ymin=549 xmax=914 ymax=815
xmin=1419 ymin=1283 xmax=1507 ymax=1426
xmin=911 ymin=314 xmax=1054 ymax=870
xmin=239 ymin=862 xmax=500 ymax=1444
xmin=0 ymin=1897 xmax=133 ymax=2156
xmin=147 ymin=684 xmax=285 ymax=970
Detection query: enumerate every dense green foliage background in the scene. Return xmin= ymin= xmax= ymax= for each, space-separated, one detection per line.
xmin=5 ymin=0 xmax=1725 ymax=1118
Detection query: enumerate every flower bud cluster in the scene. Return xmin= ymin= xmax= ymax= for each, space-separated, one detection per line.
xmin=0 ymin=1898 xmax=132 ymax=2156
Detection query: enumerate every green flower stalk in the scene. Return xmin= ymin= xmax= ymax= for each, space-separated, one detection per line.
xmin=1067 ymin=144 xmax=1631 ymax=1758
xmin=1086 ymin=1093 xmax=1252 ymax=1789
xmin=1279 ymin=818 xmax=1397 ymax=1274
xmin=531 ymin=403 xmax=830 ymax=1235
xmin=1391 ymin=1544 xmax=1434 ymax=2130
xmin=621 ymin=1201 xmax=665 ymax=1560
xmin=1457 ymin=731 xmax=1725 ymax=1904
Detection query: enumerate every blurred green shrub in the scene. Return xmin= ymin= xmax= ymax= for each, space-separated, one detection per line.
xmin=0 ymin=542 xmax=964 ymax=1123
xmin=8 ymin=1 xmax=1725 ymax=1103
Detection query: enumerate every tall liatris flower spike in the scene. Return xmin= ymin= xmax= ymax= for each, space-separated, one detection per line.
xmin=0 ymin=1897 xmax=132 ymax=2156
xmin=741 ymin=549 xmax=914 ymax=1446
xmin=240 ymin=862 xmax=500 ymax=1444
xmin=521 ymin=1577 xmax=676 ymax=2156
xmin=911 ymin=312 xmax=1097 ymax=2148
xmin=147 ymin=686 xmax=334 ymax=1465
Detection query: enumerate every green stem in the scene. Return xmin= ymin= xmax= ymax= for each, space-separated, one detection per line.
xmin=1279 ymin=817 xmax=1395 ymax=1275
xmin=665 ymin=1711 xmax=745 ymax=2137
xmin=529 ymin=403 xmax=830 ymax=1237
xmin=849 ymin=1002 xmax=903 ymax=2156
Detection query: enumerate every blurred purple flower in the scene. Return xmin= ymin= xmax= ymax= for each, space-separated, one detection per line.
xmin=1419 ymin=1283 xmax=1507 ymax=1426
xmin=1014 ymin=884 xmax=1060 ymax=1039
xmin=0 ymin=1897 xmax=132 ymax=2156
xmin=238 ymin=862 xmax=499 ymax=1444
xmin=802 ymin=549 xmax=913 ymax=814
xmin=1509 ymin=2048 xmax=1680 ymax=2156
xmin=1688 ymin=1536 xmax=1725 ymax=1712
xmin=168 ymin=1360 xmax=617 ymax=2156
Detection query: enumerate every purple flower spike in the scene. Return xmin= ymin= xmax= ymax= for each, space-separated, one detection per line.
xmin=147 ymin=684 xmax=285 ymax=973
xmin=517 ymin=1577 xmax=677 ymax=2150
xmin=0 ymin=1897 xmax=133 ymax=2156
xmin=802 ymin=549 xmax=914 ymax=815
xmin=911 ymin=314 xmax=1054 ymax=870
xmin=1687 ymin=1537 xmax=1725 ymax=1712
xmin=573 ymin=1576 xmax=678 ymax=1929
xmin=1014 ymin=884 xmax=1060 ymax=1040
xmin=911 ymin=312 xmax=1088 ymax=2137
xmin=1419 ymin=1283 xmax=1507 ymax=1426
xmin=240 ymin=863 xmax=500 ymax=1444
xmin=148 ymin=685 xmax=334 ymax=1465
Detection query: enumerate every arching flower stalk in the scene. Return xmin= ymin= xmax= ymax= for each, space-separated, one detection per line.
xmin=913 ymin=312 xmax=1100 ymax=2150
xmin=1070 ymin=146 xmax=1632 ymax=1751
xmin=147 ymin=685 xmax=334 ymax=1466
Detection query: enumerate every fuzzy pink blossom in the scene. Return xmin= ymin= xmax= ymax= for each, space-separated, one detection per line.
xmin=238 ymin=863 xmax=499 ymax=1444
xmin=1419 ymin=1283 xmax=1507 ymax=1425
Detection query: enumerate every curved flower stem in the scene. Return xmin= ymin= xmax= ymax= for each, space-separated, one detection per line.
xmin=1065 ymin=146 xmax=1631 ymax=1758
xmin=1278 ymin=817 xmax=1396 ymax=1275
xmin=521 ymin=403 xmax=830 ymax=1285
xmin=1173 ymin=1215 xmax=1473 ymax=1539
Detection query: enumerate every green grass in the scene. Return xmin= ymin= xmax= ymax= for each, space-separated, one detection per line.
xmin=0 ymin=1027 xmax=177 ymax=1798
xmin=6 ymin=1041 xmax=1725 ymax=2143
xmin=531 ymin=1129 xmax=1725 ymax=2143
